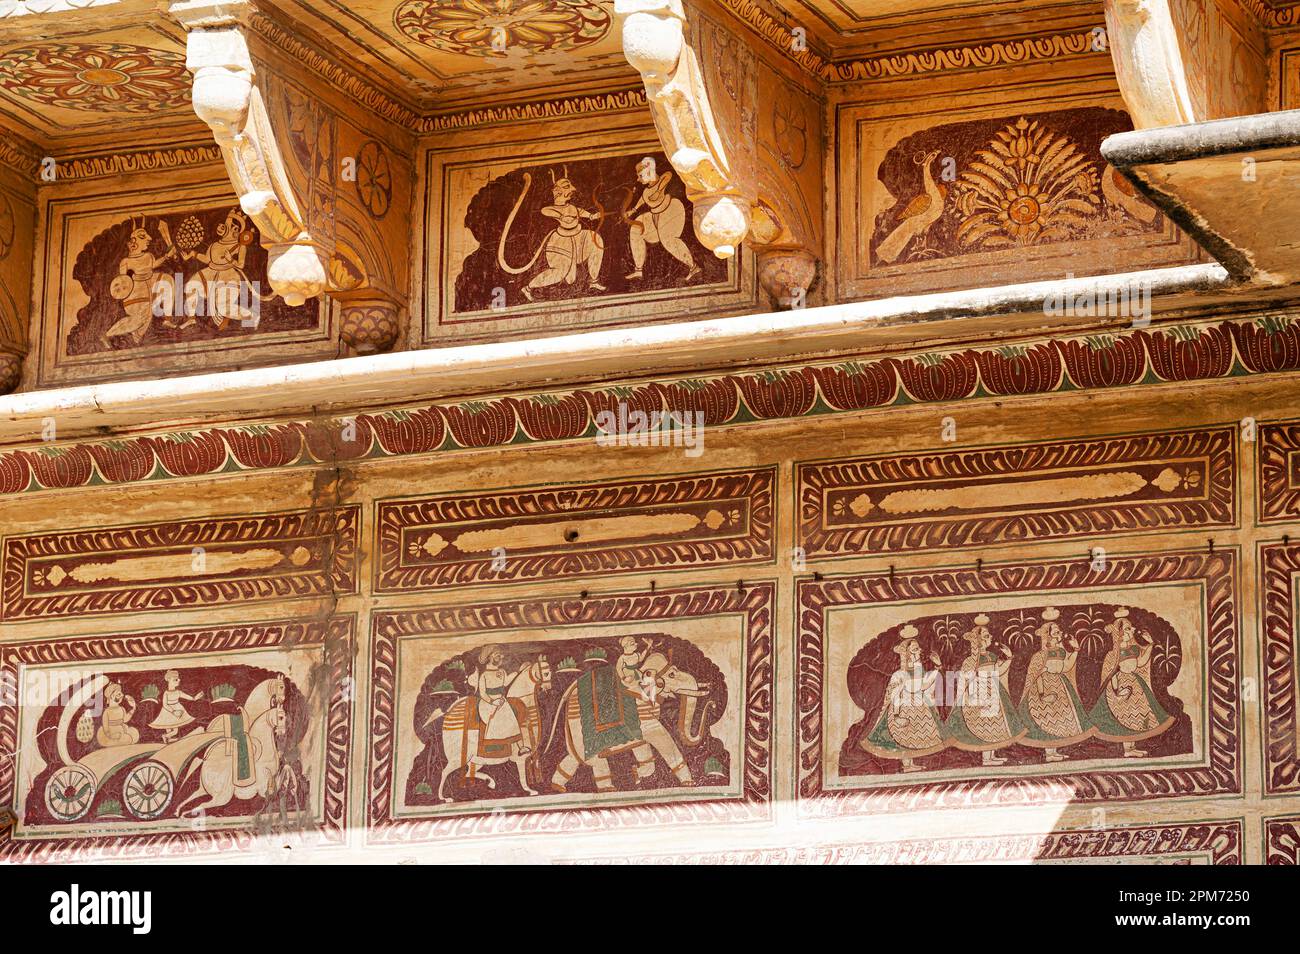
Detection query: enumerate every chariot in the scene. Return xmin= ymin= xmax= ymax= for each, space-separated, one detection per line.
xmin=42 ymin=674 xmax=282 ymax=822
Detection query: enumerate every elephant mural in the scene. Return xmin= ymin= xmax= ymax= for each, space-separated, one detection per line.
xmin=546 ymin=651 xmax=718 ymax=793
xmin=405 ymin=634 xmax=729 ymax=805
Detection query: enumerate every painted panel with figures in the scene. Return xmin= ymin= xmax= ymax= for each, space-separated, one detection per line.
xmin=0 ymin=617 xmax=353 ymax=862
xmin=367 ymin=584 xmax=773 ymax=841
xmin=423 ymin=130 xmax=758 ymax=344
xmin=797 ymin=550 xmax=1239 ymax=815
xmin=34 ymin=179 xmax=337 ymax=386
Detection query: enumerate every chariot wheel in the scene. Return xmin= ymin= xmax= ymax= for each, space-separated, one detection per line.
xmin=45 ymin=764 xmax=95 ymax=821
xmin=122 ymin=761 xmax=173 ymax=820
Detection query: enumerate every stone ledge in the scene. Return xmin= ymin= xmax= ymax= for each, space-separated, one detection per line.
xmin=0 ymin=263 xmax=1235 ymax=445
xmin=1104 ymin=110 xmax=1300 ymax=285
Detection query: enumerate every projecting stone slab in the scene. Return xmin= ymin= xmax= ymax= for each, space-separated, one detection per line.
xmin=1103 ymin=110 xmax=1300 ymax=285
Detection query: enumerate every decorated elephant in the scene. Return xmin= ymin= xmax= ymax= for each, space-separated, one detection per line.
xmin=545 ymin=651 xmax=716 ymax=792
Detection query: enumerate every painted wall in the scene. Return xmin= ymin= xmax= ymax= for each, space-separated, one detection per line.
xmin=3 ymin=313 xmax=1300 ymax=862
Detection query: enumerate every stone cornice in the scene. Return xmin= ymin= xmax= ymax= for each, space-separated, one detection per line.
xmin=825 ymin=29 xmax=1106 ymax=83
xmin=47 ymin=143 xmax=222 ymax=180
xmin=0 ymin=126 xmax=40 ymax=178
xmin=234 ymin=3 xmax=1116 ymax=134
xmin=245 ymin=8 xmax=424 ymax=130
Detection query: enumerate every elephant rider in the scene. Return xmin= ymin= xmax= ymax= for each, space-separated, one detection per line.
xmin=475 ymin=645 xmax=530 ymax=754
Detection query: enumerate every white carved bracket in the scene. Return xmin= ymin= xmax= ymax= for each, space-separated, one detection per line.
xmin=167 ymin=0 xmax=366 ymax=305
xmin=1103 ymin=0 xmax=1268 ymax=129
xmin=1102 ymin=0 xmax=1196 ymax=128
xmin=616 ymin=0 xmax=751 ymax=258
xmin=617 ymin=0 xmax=819 ymax=306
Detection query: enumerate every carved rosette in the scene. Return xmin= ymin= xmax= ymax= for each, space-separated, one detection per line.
xmin=167 ymin=0 xmax=367 ymax=306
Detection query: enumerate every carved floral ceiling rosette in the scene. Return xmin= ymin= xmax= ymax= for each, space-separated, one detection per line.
xmin=0 ymin=42 xmax=190 ymax=113
xmin=393 ymin=0 xmax=610 ymax=57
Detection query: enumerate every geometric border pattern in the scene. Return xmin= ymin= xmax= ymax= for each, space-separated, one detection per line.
xmin=1260 ymin=540 xmax=1300 ymax=795
xmin=571 ymin=819 xmax=1245 ymax=864
xmin=1265 ymin=815 xmax=1300 ymax=864
xmin=375 ymin=468 xmax=774 ymax=591
xmin=1258 ymin=421 xmax=1300 ymax=523
xmin=797 ymin=427 xmax=1236 ymax=557
xmin=1 ymin=506 xmax=359 ymax=620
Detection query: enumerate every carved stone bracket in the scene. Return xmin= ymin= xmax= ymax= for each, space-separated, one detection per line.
xmin=1103 ymin=0 xmax=1196 ymax=128
xmin=0 ymin=350 xmax=20 ymax=395
xmin=1103 ymin=0 xmax=1267 ymax=129
xmin=616 ymin=0 xmax=821 ymax=307
xmin=167 ymin=0 xmax=367 ymax=305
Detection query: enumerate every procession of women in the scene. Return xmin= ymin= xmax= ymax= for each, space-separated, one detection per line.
xmin=853 ymin=606 xmax=1180 ymax=773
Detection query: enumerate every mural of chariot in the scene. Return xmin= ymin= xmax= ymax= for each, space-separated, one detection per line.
xmin=25 ymin=664 xmax=312 ymax=828
xmin=406 ymin=632 xmax=730 ymax=806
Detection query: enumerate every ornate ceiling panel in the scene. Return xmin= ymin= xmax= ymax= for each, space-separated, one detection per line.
xmin=0 ymin=18 xmax=202 ymax=144
xmin=260 ymin=0 xmax=637 ymax=109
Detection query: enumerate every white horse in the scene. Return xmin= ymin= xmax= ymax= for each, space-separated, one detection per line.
xmin=177 ymin=676 xmax=287 ymax=816
xmin=424 ymin=658 xmax=552 ymax=802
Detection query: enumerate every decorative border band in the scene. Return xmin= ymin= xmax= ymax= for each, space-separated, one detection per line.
xmin=0 ymin=315 xmax=1296 ymax=499
xmin=573 ymin=820 xmax=1244 ymax=864
xmin=1 ymin=506 xmax=359 ymax=620
xmin=797 ymin=426 xmax=1236 ymax=557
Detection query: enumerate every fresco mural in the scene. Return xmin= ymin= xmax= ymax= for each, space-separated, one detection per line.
xmin=406 ymin=632 xmax=728 ymax=804
xmin=28 ymin=666 xmax=308 ymax=826
xmin=448 ymin=150 xmax=726 ymax=314
xmin=0 ymin=619 xmax=353 ymax=861
xmin=66 ymin=204 xmax=321 ymax=354
xmin=367 ymin=585 xmax=773 ymax=840
xmin=869 ymin=107 xmax=1161 ymax=267
xmin=797 ymin=550 xmax=1239 ymax=815
xmin=843 ymin=603 xmax=1190 ymax=775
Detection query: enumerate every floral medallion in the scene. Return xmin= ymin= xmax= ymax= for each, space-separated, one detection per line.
xmin=0 ymin=42 xmax=190 ymax=114
xmin=393 ymin=0 xmax=610 ymax=57
xmin=953 ymin=117 xmax=1100 ymax=249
